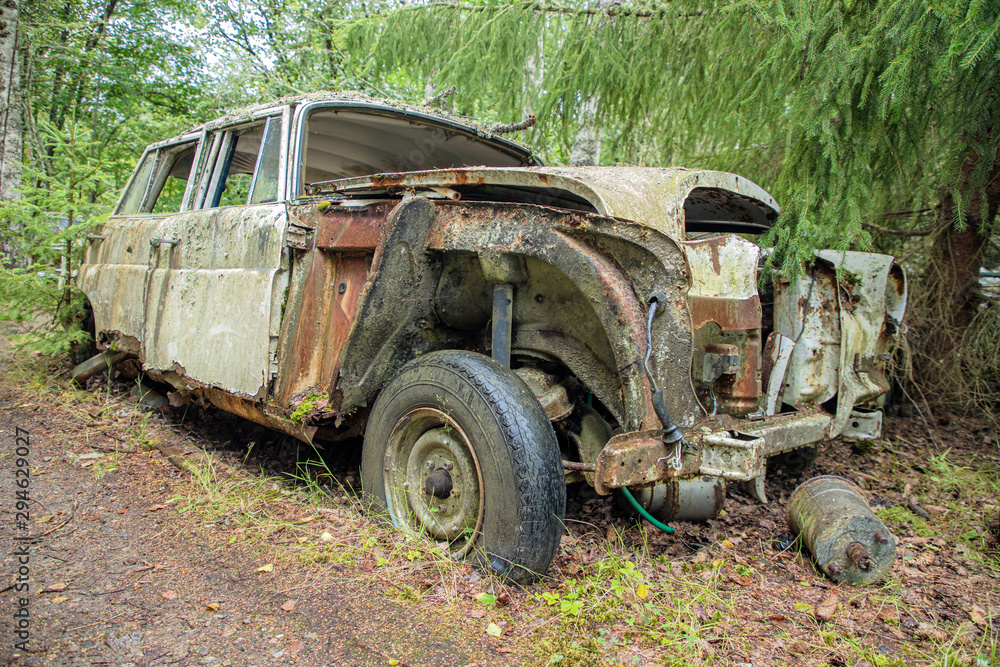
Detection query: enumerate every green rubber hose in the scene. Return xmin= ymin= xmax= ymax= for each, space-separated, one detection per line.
xmin=620 ymin=486 xmax=676 ymax=534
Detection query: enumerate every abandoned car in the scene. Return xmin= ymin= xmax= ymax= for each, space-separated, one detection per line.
xmin=76 ymin=93 xmax=906 ymax=581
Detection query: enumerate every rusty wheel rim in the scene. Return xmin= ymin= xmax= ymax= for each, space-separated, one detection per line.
xmin=384 ymin=407 xmax=484 ymax=558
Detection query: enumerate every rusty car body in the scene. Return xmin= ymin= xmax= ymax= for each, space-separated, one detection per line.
xmin=77 ymin=92 xmax=906 ymax=580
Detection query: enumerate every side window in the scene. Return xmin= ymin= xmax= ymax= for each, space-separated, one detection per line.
xmin=195 ymin=116 xmax=283 ymax=209
xmin=214 ymin=126 xmax=258 ymax=208
xmin=249 ymin=117 xmax=282 ymax=204
xmin=149 ymin=144 xmax=198 ymax=214
xmin=117 ymin=151 xmax=157 ymax=215
xmin=116 ymin=141 xmax=199 ymax=215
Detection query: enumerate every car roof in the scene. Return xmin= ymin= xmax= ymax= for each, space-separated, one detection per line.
xmin=176 ymin=91 xmax=540 ymax=166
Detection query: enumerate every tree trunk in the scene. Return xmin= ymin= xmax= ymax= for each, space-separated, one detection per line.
xmin=917 ymin=149 xmax=1000 ymax=409
xmin=0 ymin=0 xmax=24 ymax=267
xmin=1 ymin=0 xmax=21 ymax=203
xmin=937 ymin=156 xmax=1000 ymax=329
xmin=569 ymin=96 xmax=601 ymax=166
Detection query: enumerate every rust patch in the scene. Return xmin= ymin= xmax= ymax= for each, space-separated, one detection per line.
xmin=713 ymin=328 xmax=762 ymax=416
xmin=688 ymin=294 xmax=762 ymax=331
xmin=277 ymin=251 xmax=369 ymax=406
xmin=316 ymin=204 xmax=393 ymax=250
xmin=593 ymin=430 xmax=702 ymax=495
xmin=205 ymin=388 xmax=317 ymax=443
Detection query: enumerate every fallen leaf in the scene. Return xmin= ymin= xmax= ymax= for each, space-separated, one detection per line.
xmin=161 ymin=590 xmax=178 ymax=600
xmin=485 ymin=622 xmax=502 ymax=638
xmin=388 ymin=661 xmax=400 ymax=666
xmin=692 ymin=551 xmax=709 ymax=564
xmin=915 ymin=623 xmax=947 ymax=642
xmin=636 ymin=584 xmax=649 ymax=600
xmin=44 ymin=582 xmax=68 ymax=592
xmin=281 ymin=599 xmax=296 ymax=612
xmin=794 ymin=601 xmax=813 ymax=614
xmin=815 ymin=594 xmax=839 ymax=622
xmin=36 ymin=515 xmax=54 ymax=523
xmin=148 ymin=505 xmax=164 ymax=512
xmin=476 ymin=593 xmax=497 ymax=606
xmin=968 ymin=605 xmax=987 ymax=625
xmin=469 ymin=607 xmax=487 ymax=619
xmin=206 ymin=603 xmax=220 ymax=612
xmin=295 ymin=536 xmax=309 ymax=544
xmin=257 ymin=564 xmax=274 ymax=573
xmin=50 ymin=596 xmax=70 ymax=604
xmin=320 ymin=532 xmax=333 ymax=542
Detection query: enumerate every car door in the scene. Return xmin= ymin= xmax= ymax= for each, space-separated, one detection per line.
xmin=142 ymin=107 xmax=292 ymax=399
xmin=78 ymin=134 xmax=202 ymax=353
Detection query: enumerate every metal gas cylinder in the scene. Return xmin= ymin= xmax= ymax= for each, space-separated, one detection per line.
xmin=626 ymin=476 xmax=726 ymax=522
xmin=787 ymin=475 xmax=896 ymax=584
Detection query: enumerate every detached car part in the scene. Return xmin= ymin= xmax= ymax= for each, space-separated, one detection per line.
xmin=787 ymin=476 xmax=896 ymax=584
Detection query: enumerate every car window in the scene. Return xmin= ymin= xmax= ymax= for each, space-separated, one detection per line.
xmin=195 ymin=116 xmax=282 ymax=209
xmin=299 ymin=109 xmax=528 ymax=194
xmin=117 ymin=141 xmax=200 ymax=215
xmin=249 ymin=117 xmax=282 ymax=204
xmin=149 ymin=144 xmax=198 ymax=214
xmin=117 ymin=150 xmax=157 ymax=215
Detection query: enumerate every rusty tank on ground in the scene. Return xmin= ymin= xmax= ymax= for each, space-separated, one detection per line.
xmin=75 ymin=92 xmax=907 ymax=581
xmin=788 ymin=476 xmax=897 ymax=584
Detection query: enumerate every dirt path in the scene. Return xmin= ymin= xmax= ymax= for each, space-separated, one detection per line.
xmin=0 ymin=377 xmax=522 ymax=667
xmin=1 ymin=346 xmax=999 ymax=666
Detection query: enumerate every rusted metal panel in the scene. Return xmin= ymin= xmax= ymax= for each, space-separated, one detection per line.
xmin=775 ymin=250 xmax=902 ymax=435
xmin=204 ymin=387 xmax=317 ymax=443
xmin=593 ymin=430 xmax=702 ymax=495
xmin=774 ymin=261 xmax=841 ymax=407
xmin=686 ymin=295 xmax=762 ymax=331
xmin=275 ymin=249 xmax=369 ymax=406
xmin=313 ymin=202 xmax=392 ymax=250
xmin=142 ymin=204 xmax=289 ymax=399
xmin=331 ymin=198 xmax=452 ymax=417
xmin=307 ymin=166 xmax=780 ymax=242
xmin=682 ymin=235 xmax=763 ymax=416
xmin=426 ymin=201 xmax=699 ymax=431
xmin=819 ymin=250 xmax=897 ymax=436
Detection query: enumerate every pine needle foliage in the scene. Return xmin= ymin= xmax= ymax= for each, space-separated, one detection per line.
xmin=345 ymin=0 xmax=999 ymax=270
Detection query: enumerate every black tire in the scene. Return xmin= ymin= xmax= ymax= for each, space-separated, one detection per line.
xmin=361 ymin=350 xmax=566 ymax=582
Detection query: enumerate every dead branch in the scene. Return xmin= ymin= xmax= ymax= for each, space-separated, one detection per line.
xmin=424 ymin=85 xmax=457 ymax=108
xmin=861 ymin=220 xmax=940 ymax=237
xmin=489 ymin=114 xmax=536 ymax=134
